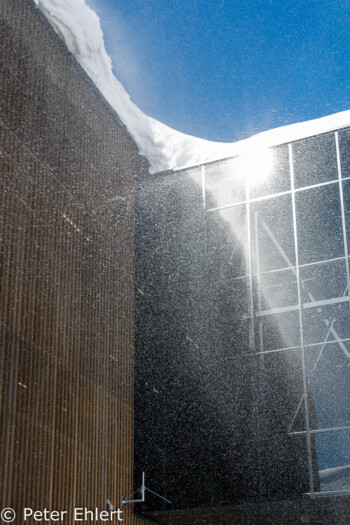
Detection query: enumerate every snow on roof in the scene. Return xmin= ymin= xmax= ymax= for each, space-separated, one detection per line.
xmin=34 ymin=0 xmax=350 ymax=174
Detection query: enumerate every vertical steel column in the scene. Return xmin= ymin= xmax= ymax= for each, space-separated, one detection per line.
xmin=245 ymin=180 xmax=255 ymax=353
xmin=254 ymin=209 xmax=264 ymax=497
xmin=254 ymin=212 xmax=264 ymax=353
xmin=289 ymin=143 xmax=315 ymax=494
xmin=335 ymin=131 xmax=350 ymax=299
xmin=245 ymin=176 xmax=260 ymax=496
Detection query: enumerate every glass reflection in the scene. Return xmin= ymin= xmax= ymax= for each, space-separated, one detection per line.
xmin=250 ymin=194 xmax=295 ymax=273
xmin=237 ymin=147 xmax=273 ymax=188
xmin=256 ymin=268 xmax=298 ymax=311
xmin=206 ymin=205 xmax=248 ymax=279
xmin=249 ymin=144 xmax=290 ymax=199
xmin=317 ymin=431 xmax=350 ymax=492
xmin=258 ymin=311 xmax=300 ymax=352
xmin=292 ymin=132 xmax=338 ymax=188
xmin=339 ymin=129 xmax=350 ymax=180
xmin=256 ymin=349 xmax=304 ymax=437
xmin=302 ymin=302 xmax=350 ymax=346
xmin=296 ymin=183 xmax=344 ymax=265
xmin=305 ymin=343 xmax=350 ymax=430
xmin=300 ymin=259 xmax=348 ymax=304
xmin=204 ymin=157 xmax=245 ymax=209
xmin=197 ymin=128 xmax=350 ymax=500
xmin=341 ymin=179 xmax=350 ymax=248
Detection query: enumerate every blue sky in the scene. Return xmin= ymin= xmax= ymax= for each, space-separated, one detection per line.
xmin=86 ymin=0 xmax=350 ymax=142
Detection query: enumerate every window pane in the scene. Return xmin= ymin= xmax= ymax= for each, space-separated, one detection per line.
xmin=204 ymin=157 xmax=245 ymax=209
xmin=250 ymin=194 xmax=295 ymax=273
xmin=249 ymin=144 xmax=291 ymax=199
xmin=302 ymin=302 xmax=350 ymax=347
xmin=206 ymin=205 xmax=248 ymax=278
xmin=341 ymin=179 xmax=350 ymax=249
xmin=256 ymin=268 xmax=298 ymax=312
xmin=296 ymin=184 xmax=344 ymax=265
xmin=305 ymin=343 xmax=350 ymax=430
xmin=339 ymin=128 xmax=350 ymax=180
xmin=300 ymin=259 xmax=348 ymax=305
xmin=292 ymin=132 xmax=338 ymax=188
xmin=316 ymin=431 xmax=350 ymax=493
xmin=208 ymin=280 xmax=251 ymax=351
xmin=258 ymin=311 xmax=301 ymax=352
xmin=256 ymin=349 xmax=304 ymax=437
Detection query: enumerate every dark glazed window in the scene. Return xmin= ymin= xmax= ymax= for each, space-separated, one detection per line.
xmin=256 ymin=349 xmax=304 ymax=437
xmin=206 ymin=205 xmax=248 ymax=278
xmin=316 ymin=431 xmax=350 ymax=492
xmin=300 ymin=259 xmax=348 ymax=304
xmin=339 ymin=129 xmax=350 ymax=179
xmin=341 ymin=179 xmax=350 ymax=249
xmin=250 ymin=194 xmax=295 ymax=273
xmin=296 ymin=184 xmax=344 ymax=265
xmin=249 ymin=144 xmax=291 ymax=199
xmin=256 ymin=268 xmax=298 ymax=311
xmin=305 ymin=343 xmax=350 ymax=430
xmin=259 ymin=311 xmax=301 ymax=352
xmin=292 ymin=132 xmax=338 ymax=188
xmin=302 ymin=302 xmax=350 ymax=346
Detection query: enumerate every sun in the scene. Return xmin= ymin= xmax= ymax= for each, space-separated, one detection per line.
xmin=237 ymin=147 xmax=273 ymax=188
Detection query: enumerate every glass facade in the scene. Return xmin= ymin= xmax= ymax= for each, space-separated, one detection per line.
xmin=203 ymin=128 xmax=350 ymax=496
xmin=135 ymin=126 xmax=350 ymax=522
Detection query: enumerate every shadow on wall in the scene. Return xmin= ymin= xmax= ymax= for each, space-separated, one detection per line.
xmin=134 ymin=168 xmax=319 ymax=513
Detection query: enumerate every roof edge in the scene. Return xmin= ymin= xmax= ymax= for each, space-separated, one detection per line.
xmin=173 ymin=110 xmax=350 ymax=173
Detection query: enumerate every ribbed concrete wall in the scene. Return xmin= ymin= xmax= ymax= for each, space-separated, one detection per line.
xmin=0 ymin=0 xmax=148 ymax=522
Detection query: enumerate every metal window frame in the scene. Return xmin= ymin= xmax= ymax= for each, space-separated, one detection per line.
xmin=202 ymin=128 xmax=350 ymax=497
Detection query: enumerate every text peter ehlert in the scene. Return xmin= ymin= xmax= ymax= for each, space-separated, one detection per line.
xmin=22 ymin=506 xmax=124 ymax=522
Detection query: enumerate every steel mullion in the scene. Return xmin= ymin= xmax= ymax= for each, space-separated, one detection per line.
xmin=335 ymin=131 xmax=350 ymax=304
xmin=289 ymin=142 xmax=315 ymax=494
xmin=246 ymin=183 xmax=255 ymax=353
xmin=231 ymin=254 xmax=348 ymax=282
xmin=290 ymin=425 xmax=350 ymax=435
xmin=206 ymin=176 xmax=350 ymax=213
xmin=253 ymin=336 xmax=350 ymax=356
